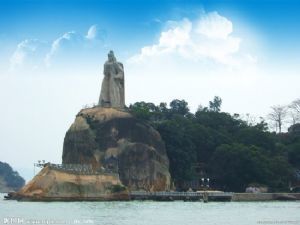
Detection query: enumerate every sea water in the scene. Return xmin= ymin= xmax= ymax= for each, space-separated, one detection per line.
xmin=0 ymin=193 xmax=299 ymax=225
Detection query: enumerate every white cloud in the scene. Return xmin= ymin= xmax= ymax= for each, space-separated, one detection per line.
xmin=128 ymin=12 xmax=245 ymax=66
xmin=195 ymin=12 xmax=232 ymax=39
xmin=159 ymin=19 xmax=192 ymax=48
xmin=86 ymin=24 xmax=98 ymax=40
xmin=10 ymin=39 xmax=47 ymax=71
xmin=125 ymin=10 xmax=261 ymax=119
xmin=129 ymin=19 xmax=191 ymax=62
xmin=44 ymin=31 xmax=84 ymax=67
xmin=9 ymin=24 xmax=104 ymax=70
xmin=45 ymin=24 xmax=105 ymax=67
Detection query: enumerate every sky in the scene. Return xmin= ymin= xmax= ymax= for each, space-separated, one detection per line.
xmin=0 ymin=0 xmax=300 ymax=181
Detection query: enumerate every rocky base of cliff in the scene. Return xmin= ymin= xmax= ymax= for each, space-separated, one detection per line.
xmin=7 ymin=165 xmax=129 ymax=201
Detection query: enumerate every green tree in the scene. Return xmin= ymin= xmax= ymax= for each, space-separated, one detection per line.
xmin=209 ymin=96 xmax=222 ymax=112
xmin=210 ymin=144 xmax=271 ymax=192
xmin=169 ymin=99 xmax=189 ymax=116
xmin=157 ymin=116 xmax=197 ymax=185
xmin=129 ymin=101 xmax=157 ymax=121
xmin=235 ymin=127 xmax=276 ymax=152
xmin=288 ymin=142 xmax=300 ymax=168
xmin=129 ymin=98 xmax=296 ymax=192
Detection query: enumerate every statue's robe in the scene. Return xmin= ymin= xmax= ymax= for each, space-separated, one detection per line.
xmin=99 ymin=61 xmax=125 ymax=108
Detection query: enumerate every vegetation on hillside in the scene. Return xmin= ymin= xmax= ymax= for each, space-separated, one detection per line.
xmin=0 ymin=161 xmax=25 ymax=191
xmin=129 ymin=97 xmax=300 ymax=192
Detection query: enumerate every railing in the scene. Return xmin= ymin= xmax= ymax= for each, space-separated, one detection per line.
xmin=82 ymin=103 xmax=98 ymax=109
xmin=45 ymin=163 xmax=118 ymax=176
xmin=129 ymin=191 xmax=233 ymax=202
xmin=130 ymin=191 xmax=233 ymax=197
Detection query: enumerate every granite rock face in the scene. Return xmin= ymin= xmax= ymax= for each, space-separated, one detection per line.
xmin=62 ymin=107 xmax=171 ymax=191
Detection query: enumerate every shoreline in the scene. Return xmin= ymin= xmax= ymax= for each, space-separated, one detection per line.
xmin=3 ymin=192 xmax=300 ymax=202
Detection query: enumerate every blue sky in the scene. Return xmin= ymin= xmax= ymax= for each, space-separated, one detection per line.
xmin=1 ymin=0 xmax=300 ymax=59
xmin=0 ymin=0 xmax=300 ymax=181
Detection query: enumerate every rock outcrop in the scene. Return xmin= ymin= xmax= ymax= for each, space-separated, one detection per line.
xmin=11 ymin=165 xmax=128 ymax=201
xmin=62 ymin=107 xmax=171 ymax=191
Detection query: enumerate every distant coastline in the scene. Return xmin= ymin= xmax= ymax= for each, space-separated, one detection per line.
xmin=0 ymin=161 xmax=25 ymax=193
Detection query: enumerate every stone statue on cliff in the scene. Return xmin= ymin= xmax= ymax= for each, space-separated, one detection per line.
xmin=98 ymin=50 xmax=125 ymax=108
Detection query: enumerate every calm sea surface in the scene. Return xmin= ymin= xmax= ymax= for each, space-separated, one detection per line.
xmin=0 ymin=193 xmax=299 ymax=225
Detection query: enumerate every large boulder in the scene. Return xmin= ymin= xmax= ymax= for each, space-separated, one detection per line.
xmin=62 ymin=107 xmax=171 ymax=191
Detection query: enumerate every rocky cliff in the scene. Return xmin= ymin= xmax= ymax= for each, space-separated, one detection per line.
xmin=62 ymin=107 xmax=171 ymax=191
xmin=12 ymin=165 xmax=128 ymax=201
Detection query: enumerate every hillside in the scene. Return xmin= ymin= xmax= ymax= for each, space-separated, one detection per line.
xmin=129 ymin=98 xmax=300 ymax=192
xmin=0 ymin=161 xmax=25 ymax=192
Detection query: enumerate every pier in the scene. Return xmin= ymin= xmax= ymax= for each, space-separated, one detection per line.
xmin=129 ymin=191 xmax=233 ymax=202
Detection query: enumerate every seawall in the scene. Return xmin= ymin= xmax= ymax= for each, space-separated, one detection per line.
xmin=232 ymin=193 xmax=300 ymax=201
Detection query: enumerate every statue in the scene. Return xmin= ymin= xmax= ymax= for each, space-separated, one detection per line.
xmin=98 ymin=51 xmax=125 ymax=108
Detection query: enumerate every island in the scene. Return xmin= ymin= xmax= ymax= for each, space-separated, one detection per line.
xmin=5 ymin=51 xmax=300 ymax=202
xmin=0 ymin=161 xmax=25 ymax=193
xmin=7 ymin=51 xmax=170 ymax=201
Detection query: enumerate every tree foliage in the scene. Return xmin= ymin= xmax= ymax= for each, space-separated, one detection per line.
xmin=129 ymin=97 xmax=300 ymax=192
xmin=0 ymin=161 xmax=25 ymax=189
xmin=209 ymin=96 xmax=222 ymax=112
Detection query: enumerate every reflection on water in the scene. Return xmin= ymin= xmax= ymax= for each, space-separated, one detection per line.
xmin=0 ymin=193 xmax=299 ymax=225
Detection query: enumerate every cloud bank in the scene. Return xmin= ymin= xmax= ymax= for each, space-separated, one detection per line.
xmin=129 ymin=12 xmax=249 ymax=66
xmin=125 ymin=10 xmax=259 ymax=117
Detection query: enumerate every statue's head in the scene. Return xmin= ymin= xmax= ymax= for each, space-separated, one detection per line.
xmin=108 ymin=50 xmax=115 ymax=62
